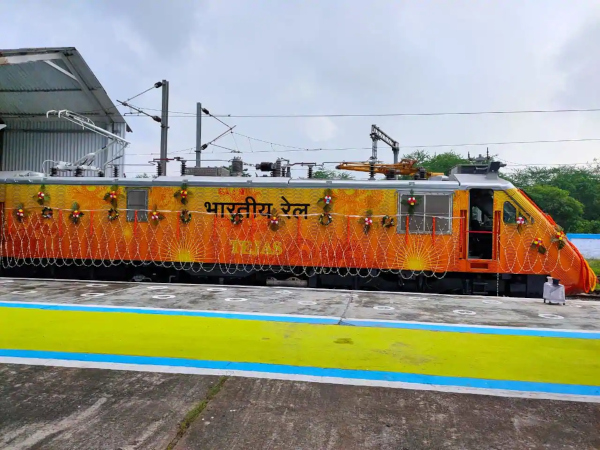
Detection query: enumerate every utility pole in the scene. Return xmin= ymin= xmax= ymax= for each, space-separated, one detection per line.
xmin=195 ymin=102 xmax=202 ymax=167
xmin=159 ymin=80 xmax=169 ymax=176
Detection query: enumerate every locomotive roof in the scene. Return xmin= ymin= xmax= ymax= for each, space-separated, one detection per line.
xmin=0 ymin=172 xmax=515 ymax=191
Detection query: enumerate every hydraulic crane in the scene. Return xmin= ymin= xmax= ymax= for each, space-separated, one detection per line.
xmin=336 ymin=125 xmax=443 ymax=180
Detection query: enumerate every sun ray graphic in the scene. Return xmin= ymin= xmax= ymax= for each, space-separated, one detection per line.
xmin=160 ymin=234 xmax=205 ymax=263
xmin=395 ymin=237 xmax=441 ymax=272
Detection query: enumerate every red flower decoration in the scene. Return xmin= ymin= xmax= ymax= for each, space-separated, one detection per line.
xmin=364 ymin=217 xmax=373 ymax=226
xmin=324 ymin=195 xmax=332 ymax=204
xmin=37 ymin=192 xmax=45 ymax=199
xmin=407 ymin=197 xmax=417 ymax=206
xmin=16 ymin=209 xmax=24 ymax=217
xmin=516 ymin=217 xmax=525 ymax=225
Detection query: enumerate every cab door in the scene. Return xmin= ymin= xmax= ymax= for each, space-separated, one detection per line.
xmin=467 ymin=189 xmax=496 ymax=260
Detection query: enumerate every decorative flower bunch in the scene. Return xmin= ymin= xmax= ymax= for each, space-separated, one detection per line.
xmin=33 ymin=184 xmax=50 ymax=205
xmin=15 ymin=204 xmax=26 ymax=222
xmin=103 ymin=185 xmax=122 ymax=208
xmin=361 ymin=210 xmax=374 ymax=234
xmin=381 ymin=215 xmax=395 ymax=228
xmin=70 ymin=202 xmax=84 ymax=225
xmin=516 ymin=216 xmax=526 ymax=233
xmin=317 ymin=189 xmax=334 ymax=213
xmin=179 ymin=209 xmax=192 ymax=224
xmin=531 ymin=237 xmax=546 ymax=254
xmin=401 ymin=190 xmax=419 ymax=216
xmin=149 ymin=205 xmax=165 ymax=223
xmin=268 ymin=208 xmax=282 ymax=231
xmin=318 ymin=213 xmax=333 ymax=226
xmin=552 ymin=229 xmax=566 ymax=250
xmin=107 ymin=208 xmax=120 ymax=221
xmin=41 ymin=207 xmax=53 ymax=219
xmin=174 ymin=183 xmax=190 ymax=205
xmin=230 ymin=213 xmax=244 ymax=225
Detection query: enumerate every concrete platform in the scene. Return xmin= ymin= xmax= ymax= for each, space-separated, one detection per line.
xmin=1 ymin=277 xmax=599 ymax=404
xmin=1 ymin=364 xmax=599 ymax=450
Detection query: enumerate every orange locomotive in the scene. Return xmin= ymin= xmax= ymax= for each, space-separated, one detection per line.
xmin=0 ymin=161 xmax=596 ymax=296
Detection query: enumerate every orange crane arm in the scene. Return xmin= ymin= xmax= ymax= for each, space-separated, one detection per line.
xmin=336 ymin=159 xmax=443 ymax=179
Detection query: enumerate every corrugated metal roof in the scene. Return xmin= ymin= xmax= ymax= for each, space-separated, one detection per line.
xmin=0 ymin=47 xmax=130 ymax=131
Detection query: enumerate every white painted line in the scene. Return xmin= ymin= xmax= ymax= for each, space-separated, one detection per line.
xmin=152 ymin=295 xmax=176 ymax=300
xmin=80 ymin=293 xmax=106 ymax=298
xmin=206 ymin=288 xmax=227 ymax=292
xmin=12 ymin=290 xmax=37 ymax=295
xmin=373 ymin=306 xmax=395 ymax=311
xmin=86 ymin=284 xmax=108 ymax=287
xmin=225 ymin=298 xmax=248 ymax=302
xmin=298 ymin=301 xmax=317 ymax=305
xmin=453 ymin=310 xmax=477 ymax=315
xmin=0 ymin=280 xmax=15 ymax=283
xmin=148 ymin=286 xmax=170 ymax=290
xmin=539 ymin=313 xmax=564 ymax=320
xmin=1 ymin=357 xmax=598 ymax=404
xmin=482 ymin=300 xmax=502 ymax=305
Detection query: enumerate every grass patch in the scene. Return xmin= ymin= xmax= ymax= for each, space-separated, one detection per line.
xmin=587 ymin=259 xmax=600 ymax=275
xmin=166 ymin=376 xmax=228 ymax=450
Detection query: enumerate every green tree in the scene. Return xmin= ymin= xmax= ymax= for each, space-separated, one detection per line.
xmin=312 ymin=169 xmax=355 ymax=180
xmin=524 ymin=185 xmax=584 ymax=231
xmin=402 ymin=150 xmax=470 ymax=175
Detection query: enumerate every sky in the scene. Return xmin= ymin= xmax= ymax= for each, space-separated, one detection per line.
xmin=3 ymin=0 xmax=600 ymax=178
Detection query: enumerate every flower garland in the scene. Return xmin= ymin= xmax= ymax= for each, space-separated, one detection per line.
xmin=516 ymin=216 xmax=526 ymax=233
xmin=70 ymin=202 xmax=84 ymax=225
xmin=33 ymin=184 xmax=50 ymax=205
xmin=174 ymin=183 xmax=190 ymax=205
xmin=179 ymin=209 xmax=192 ymax=224
xmin=41 ymin=207 xmax=53 ymax=219
xmin=381 ymin=215 xmax=395 ymax=228
xmin=317 ymin=189 xmax=334 ymax=213
xmin=230 ymin=212 xmax=244 ymax=225
xmin=361 ymin=210 xmax=374 ymax=234
xmin=318 ymin=213 xmax=333 ymax=226
xmin=15 ymin=204 xmax=26 ymax=222
xmin=268 ymin=208 xmax=282 ymax=231
xmin=107 ymin=208 xmax=120 ymax=221
xmin=552 ymin=228 xmax=566 ymax=250
xmin=150 ymin=206 xmax=165 ymax=223
xmin=401 ymin=190 xmax=419 ymax=216
xmin=531 ymin=238 xmax=546 ymax=255
xmin=103 ymin=185 xmax=122 ymax=208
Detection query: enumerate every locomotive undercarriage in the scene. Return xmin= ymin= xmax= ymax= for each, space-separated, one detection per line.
xmin=1 ymin=259 xmax=547 ymax=298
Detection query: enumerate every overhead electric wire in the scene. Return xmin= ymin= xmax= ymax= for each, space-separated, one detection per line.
xmin=120 ymin=106 xmax=600 ymax=118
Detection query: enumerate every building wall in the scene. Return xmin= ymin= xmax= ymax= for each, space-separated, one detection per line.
xmin=1 ymin=120 xmax=127 ymax=176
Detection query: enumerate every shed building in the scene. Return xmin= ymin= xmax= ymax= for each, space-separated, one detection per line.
xmin=0 ymin=47 xmax=130 ymax=176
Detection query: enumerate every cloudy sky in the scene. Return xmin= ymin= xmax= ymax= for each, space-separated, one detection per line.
xmin=4 ymin=0 xmax=600 ymax=177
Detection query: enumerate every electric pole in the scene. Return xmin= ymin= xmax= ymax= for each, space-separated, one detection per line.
xmin=159 ymin=80 xmax=169 ymax=176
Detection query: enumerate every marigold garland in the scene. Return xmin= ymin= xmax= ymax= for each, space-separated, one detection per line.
xmin=230 ymin=212 xmax=244 ymax=225
xmin=41 ymin=207 xmax=53 ymax=219
xmin=268 ymin=208 xmax=282 ymax=231
xmin=531 ymin=237 xmax=546 ymax=255
xmin=70 ymin=202 xmax=84 ymax=225
xmin=107 ymin=208 xmax=120 ymax=221
xmin=150 ymin=206 xmax=165 ymax=223
xmin=33 ymin=184 xmax=50 ymax=205
xmin=319 ymin=213 xmax=333 ymax=226
xmin=381 ymin=215 xmax=395 ymax=228
xmin=103 ymin=185 xmax=122 ymax=208
xmin=174 ymin=183 xmax=190 ymax=205
xmin=179 ymin=209 xmax=192 ymax=224
xmin=15 ymin=204 xmax=26 ymax=222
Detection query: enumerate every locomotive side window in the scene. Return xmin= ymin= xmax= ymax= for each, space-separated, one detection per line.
xmin=126 ymin=189 xmax=148 ymax=222
xmin=503 ymin=201 xmax=518 ymax=224
xmin=397 ymin=193 xmax=452 ymax=234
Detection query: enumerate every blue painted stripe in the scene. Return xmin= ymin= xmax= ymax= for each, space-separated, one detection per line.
xmin=0 ymin=301 xmax=339 ymax=325
xmin=1 ymin=349 xmax=599 ymax=397
xmin=341 ymin=319 xmax=600 ymax=340
xmin=568 ymin=233 xmax=600 ymax=239
xmin=2 ymin=300 xmax=599 ymax=339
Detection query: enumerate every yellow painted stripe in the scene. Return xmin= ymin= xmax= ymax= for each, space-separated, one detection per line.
xmin=2 ymin=308 xmax=599 ymax=386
